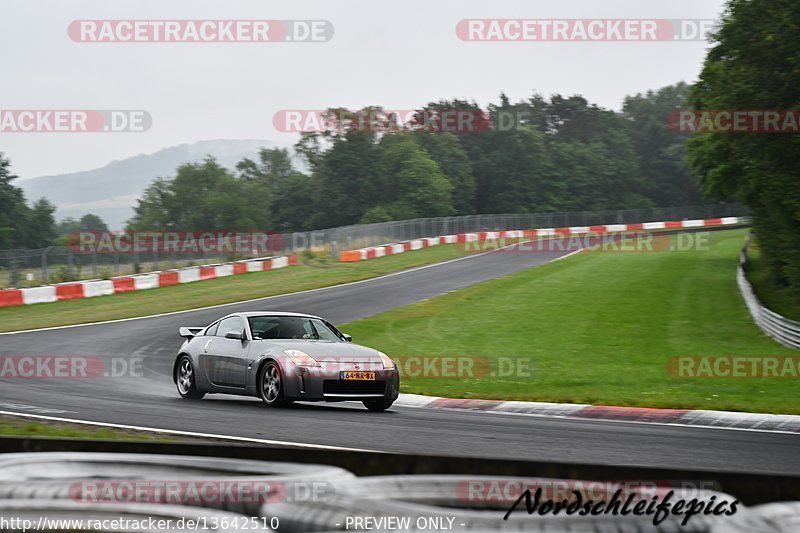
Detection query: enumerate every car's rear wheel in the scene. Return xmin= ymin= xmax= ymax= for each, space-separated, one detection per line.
xmin=259 ymin=361 xmax=290 ymax=407
xmin=363 ymin=398 xmax=394 ymax=412
xmin=176 ymin=356 xmax=204 ymax=399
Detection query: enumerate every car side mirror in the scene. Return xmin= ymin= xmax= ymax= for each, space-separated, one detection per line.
xmin=342 ymin=333 xmax=352 ymax=342
xmin=225 ymin=331 xmax=244 ymax=340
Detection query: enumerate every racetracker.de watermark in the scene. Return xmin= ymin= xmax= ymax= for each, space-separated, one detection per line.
xmin=459 ymin=233 xmax=713 ymax=254
xmin=456 ymin=19 xmax=715 ymax=42
xmin=69 ymin=231 xmax=285 ymax=254
xmin=0 ymin=110 xmax=151 ymax=133
xmin=668 ymin=356 xmax=800 ymax=378
xmin=69 ymin=479 xmax=334 ymax=505
xmin=393 ymin=355 xmax=532 ymax=379
xmin=668 ymin=109 xmax=800 ymax=133
xmin=68 ymin=20 xmax=334 ymax=43
xmin=0 ymin=356 xmax=142 ymax=379
xmin=273 ymin=108 xmax=491 ymax=134
xmin=458 ymin=479 xmax=720 ymax=503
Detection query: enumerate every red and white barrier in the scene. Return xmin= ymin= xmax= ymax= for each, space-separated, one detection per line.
xmin=82 ymin=280 xmax=114 ymax=298
xmin=23 ymin=286 xmax=57 ymax=305
xmin=0 ymin=254 xmax=299 ymax=309
xmin=339 ymin=216 xmax=744 ymax=262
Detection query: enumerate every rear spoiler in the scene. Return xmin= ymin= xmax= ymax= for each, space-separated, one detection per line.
xmin=179 ymin=327 xmax=204 ymax=339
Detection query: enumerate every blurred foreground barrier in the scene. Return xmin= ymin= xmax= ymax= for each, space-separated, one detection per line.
xmin=711 ymin=502 xmax=800 ymax=532
xmin=0 ymin=447 xmax=795 ymax=532
xmin=0 ymin=437 xmax=796 ymax=505
xmin=738 ymin=236 xmax=800 ymax=348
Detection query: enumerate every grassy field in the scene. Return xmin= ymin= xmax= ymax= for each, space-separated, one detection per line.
xmin=341 ymin=228 xmax=800 ymax=414
xmin=0 ymin=245 xmax=473 ymax=333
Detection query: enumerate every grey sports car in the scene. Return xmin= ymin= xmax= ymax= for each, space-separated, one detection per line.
xmin=173 ymin=312 xmax=400 ymax=411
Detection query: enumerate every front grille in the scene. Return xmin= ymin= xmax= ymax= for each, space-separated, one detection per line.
xmin=323 ymin=380 xmax=386 ymax=395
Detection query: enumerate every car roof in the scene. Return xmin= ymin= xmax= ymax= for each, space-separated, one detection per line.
xmin=225 ymin=311 xmax=323 ymax=320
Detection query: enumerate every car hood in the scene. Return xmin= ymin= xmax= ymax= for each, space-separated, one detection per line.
xmin=256 ymin=339 xmax=382 ymax=363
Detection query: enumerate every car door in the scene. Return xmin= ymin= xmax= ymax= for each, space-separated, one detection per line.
xmin=204 ymin=316 xmax=249 ymax=388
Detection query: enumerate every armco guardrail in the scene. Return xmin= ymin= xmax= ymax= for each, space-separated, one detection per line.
xmin=738 ymin=236 xmax=800 ymax=349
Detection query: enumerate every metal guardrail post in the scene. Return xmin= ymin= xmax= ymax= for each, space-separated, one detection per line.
xmin=40 ymin=248 xmax=48 ymax=284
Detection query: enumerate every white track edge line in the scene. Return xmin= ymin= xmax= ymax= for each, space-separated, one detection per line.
xmin=0 ymin=409 xmax=386 ymax=452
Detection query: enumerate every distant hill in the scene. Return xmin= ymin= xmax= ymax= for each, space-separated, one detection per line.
xmin=18 ymin=139 xmax=276 ymax=230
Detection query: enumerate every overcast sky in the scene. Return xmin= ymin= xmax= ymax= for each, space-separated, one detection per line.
xmin=0 ymin=0 xmax=727 ymax=179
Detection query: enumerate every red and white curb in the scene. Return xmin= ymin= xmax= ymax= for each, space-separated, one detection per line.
xmin=339 ymin=216 xmax=744 ymax=261
xmin=0 ymin=255 xmax=298 ymax=309
xmin=395 ymin=393 xmax=800 ymax=434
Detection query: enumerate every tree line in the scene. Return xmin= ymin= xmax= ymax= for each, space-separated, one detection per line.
xmin=127 ymin=83 xmax=702 ymax=234
xmin=0 ymin=154 xmax=110 ymax=249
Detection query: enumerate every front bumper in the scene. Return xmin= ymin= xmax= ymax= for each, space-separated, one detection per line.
xmin=282 ymin=364 xmax=400 ymax=402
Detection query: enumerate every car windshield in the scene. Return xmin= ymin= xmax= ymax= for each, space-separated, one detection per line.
xmin=248 ymin=316 xmax=341 ymax=341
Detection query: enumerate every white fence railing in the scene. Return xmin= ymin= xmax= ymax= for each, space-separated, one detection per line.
xmin=737 ymin=236 xmax=800 ymax=348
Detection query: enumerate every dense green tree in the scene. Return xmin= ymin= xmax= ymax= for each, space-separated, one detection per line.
xmin=623 ymin=83 xmax=702 ymax=206
xmin=0 ymin=154 xmax=28 ymax=248
xmin=56 ymin=217 xmax=81 ymax=236
xmin=312 ymin=131 xmax=387 ymax=227
xmin=128 ymin=158 xmax=271 ymax=231
xmin=237 ymin=147 xmax=293 ymax=189
xmin=0 ymin=154 xmax=58 ymax=249
xmin=379 ymin=134 xmax=454 ymax=219
xmin=415 ymin=133 xmax=475 ymax=215
xmin=472 ymin=128 xmax=561 ymax=213
xmin=79 ymin=213 xmax=108 ymax=232
xmin=28 ymin=198 xmax=57 ymax=248
xmin=359 ymin=206 xmax=394 ymax=224
xmin=294 ymin=133 xmax=325 ymax=172
xmin=271 ymin=172 xmax=317 ymax=232
xmin=687 ymin=0 xmax=800 ymax=295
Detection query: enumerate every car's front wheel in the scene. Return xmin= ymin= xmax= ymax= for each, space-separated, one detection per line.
xmin=176 ymin=356 xmax=205 ymax=399
xmin=258 ymin=361 xmax=290 ymax=407
xmin=363 ymin=398 xmax=394 ymax=412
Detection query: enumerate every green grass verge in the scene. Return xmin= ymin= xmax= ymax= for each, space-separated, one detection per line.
xmin=0 ymin=415 xmax=176 ymax=440
xmin=341 ymin=228 xmax=800 ymax=414
xmin=0 ymin=245 xmax=472 ymax=333
xmin=744 ymin=240 xmax=800 ymax=321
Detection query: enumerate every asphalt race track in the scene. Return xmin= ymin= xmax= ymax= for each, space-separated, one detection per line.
xmin=0 ymin=243 xmax=797 ymax=475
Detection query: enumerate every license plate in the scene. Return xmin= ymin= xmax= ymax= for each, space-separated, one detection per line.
xmin=340 ymin=371 xmax=376 ymax=381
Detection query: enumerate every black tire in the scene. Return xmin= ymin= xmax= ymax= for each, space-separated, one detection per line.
xmin=258 ymin=361 xmax=290 ymax=407
xmin=175 ymin=355 xmax=205 ymax=399
xmin=363 ymin=398 xmax=394 ymax=412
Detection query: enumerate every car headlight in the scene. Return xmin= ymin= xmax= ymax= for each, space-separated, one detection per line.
xmin=378 ymin=351 xmax=395 ymax=370
xmin=285 ymin=350 xmax=320 ymax=367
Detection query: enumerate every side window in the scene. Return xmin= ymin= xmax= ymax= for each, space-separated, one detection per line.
xmin=217 ymin=316 xmax=245 ymax=338
xmin=205 ymin=322 xmax=219 ymax=337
